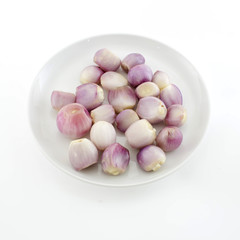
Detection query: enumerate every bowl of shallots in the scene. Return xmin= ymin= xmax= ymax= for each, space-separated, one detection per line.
xmin=29 ymin=34 xmax=210 ymax=187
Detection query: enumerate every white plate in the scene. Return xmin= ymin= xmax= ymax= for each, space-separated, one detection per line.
xmin=29 ymin=34 xmax=210 ymax=187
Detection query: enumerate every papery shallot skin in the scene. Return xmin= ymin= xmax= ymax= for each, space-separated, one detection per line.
xmin=160 ymin=84 xmax=182 ymax=108
xmin=108 ymin=86 xmax=137 ymax=113
xmin=115 ymin=109 xmax=139 ymax=132
xmin=80 ymin=65 xmax=104 ymax=84
xmin=136 ymin=97 xmax=167 ymax=124
xmin=128 ymin=64 xmax=153 ymax=87
xmin=56 ymin=103 xmax=92 ymax=139
xmin=125 ymin=119 xmax=156 ymax=149
xmin=121 ymin=53 xmax=145 ymax=73
xmin=69 ymin=138 xmax=98 ymax=170
xmin=51 ymin=91 xmax=76 ymax=111
xmin=156 ymin=126 xmax=183 ymax=152
xmin=94 ymin=48 xmax=121 ymax=71
xmin=165 ymin=104 xmax=187 ymax=127
xmin=76 ymin=83 xmax=104 ymax=111
xmin=101 ymin=143 xmax=130 ymax=175
xmin=137 ymin=145 xmax=166 ymax=172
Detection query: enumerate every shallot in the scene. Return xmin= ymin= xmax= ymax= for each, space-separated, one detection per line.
xmin=135 ymin=82 xmax=160 ymax=98
xmin=80 ymin=65 xmax=104 ymax=84
xmin=137 ymin=145 xmax=166 ymax=172
xmin=51 ymin=91 xmax=75 ymax=111
xmin=108 ymin=86 xmax=137 ymax=113
xmin=152 ymin=71 xmax=170 ymax=90
xmin=94 ymin=48 xmax=121 ymax=71
xmin=160 ymin=84 xmax=182 ymax=108
xmin=102 ymin=143 xmax=130 ymax=175
xmin=125 ymin=119 xmax=156 ymax=149
xmin=165 ymin=104 xmax=187 ymax=127
xmin=136 ymin=97 xmax=167 ymax=124
xmin=128 ymin=64 xmax=153 ymax=87
xmin=90 ymin=121 xmax=116 ymax=150
xmin=156 ymin=126 xmax=183 ymax=152
xmin=90 ymin=104 xmax=116 ymax=124
xmin=69 ymin=138 xmax=98 ymax=170
xmin=100 ymin=71 xmax=128 ymax=90
xmin=56 ymin=103 xmax=92 ymax=139
xmin=76 ymin=83 xmax=104 ymax=111
xmin=115 ymin=109 xmax=139 ymax=132
xmin=121 ymin=53 xmax=145 ymax=73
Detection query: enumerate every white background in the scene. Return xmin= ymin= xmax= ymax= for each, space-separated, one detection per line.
xmin=1 ymin=0 xmax=240 ymax=239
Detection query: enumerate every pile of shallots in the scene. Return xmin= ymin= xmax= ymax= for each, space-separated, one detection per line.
xmin=51 ymin=49 xmax=187 ymax=176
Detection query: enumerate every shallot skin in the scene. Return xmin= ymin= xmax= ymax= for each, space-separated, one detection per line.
xmin=101 ymin=143 xmax=130 ymax=176
xmin=56 ymin=103 xmax=92 ymax=139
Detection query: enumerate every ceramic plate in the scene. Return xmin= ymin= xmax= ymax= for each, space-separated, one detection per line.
xmin=29 ymin=34 xmax=210 ymax=187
